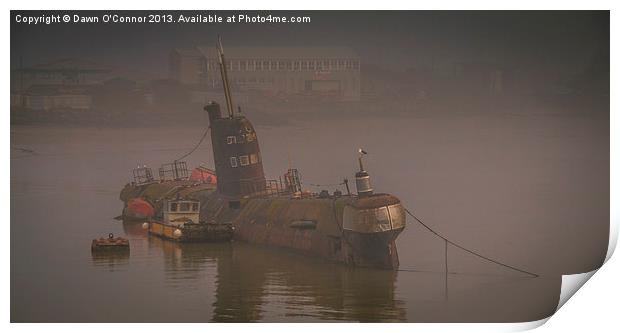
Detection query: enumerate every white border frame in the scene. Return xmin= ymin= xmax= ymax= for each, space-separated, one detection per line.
xmin=3 ymin=2 xmax=616 ymax=332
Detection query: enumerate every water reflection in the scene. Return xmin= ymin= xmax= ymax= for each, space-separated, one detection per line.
xmin=90 ymin=221 xmax=139 ymax=269
xmin=146 ymin=232 xmax=406 ymax=322
xmin=91 ymin=250 xmax=130 ymax=269
xmin=121 ymin=219 xmax=148 ymax=237
xmin=12 ymin=117 xmax=604 ymax=322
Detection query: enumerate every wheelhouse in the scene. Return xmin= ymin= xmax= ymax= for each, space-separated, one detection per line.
xmin=163 ymin=198 xmax=200 ymax=225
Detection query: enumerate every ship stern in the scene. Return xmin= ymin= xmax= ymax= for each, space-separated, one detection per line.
xmin=341 ymin=194 xmax=406 ymax=269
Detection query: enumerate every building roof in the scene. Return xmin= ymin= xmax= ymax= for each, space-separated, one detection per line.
xmin=195 ymin=46 xmax=359 ymax=60
xmin=21 ymin=58 xmax=111 ymax=73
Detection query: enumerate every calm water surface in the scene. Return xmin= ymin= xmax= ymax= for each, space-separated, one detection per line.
xmin=11 ymin=111 xmax=607 ymax=322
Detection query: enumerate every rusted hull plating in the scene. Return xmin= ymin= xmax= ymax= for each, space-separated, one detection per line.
xmin=120 ymin=181 xmax=405 ymax=270
xmin=342 ymin=228 xmax=403 ymax=269
xmin=91 ymin=236 xmax=130 ymax=252
xmin=233 ymin=222 xmax=402 ymax=269
xmin=221 ymin=194 xmax=405 ymax=270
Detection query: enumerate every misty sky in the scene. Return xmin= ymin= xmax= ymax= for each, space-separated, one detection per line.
xmin=11 ymin=10 xmax=609 ymax=78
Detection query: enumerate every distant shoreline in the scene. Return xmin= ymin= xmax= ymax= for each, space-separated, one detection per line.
xmin=10 ymin=92 xmax=608 ymax=130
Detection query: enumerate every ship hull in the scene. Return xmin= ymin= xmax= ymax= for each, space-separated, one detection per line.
xmin=148 ymin=220 xmax=234 ymax=243
xmin=342 ymin=228 xmax=403 ymax=269
xmin=216 ymin=194 xmax=405 ymax=269
xmin=232 ymin=221 xmax=403 ymax=269
xmin=120 ymin=182 xmax=405 ymax=269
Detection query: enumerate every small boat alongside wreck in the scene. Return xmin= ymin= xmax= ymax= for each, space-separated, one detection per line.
xmin=144 ymin=197 xmax=234 ymax=242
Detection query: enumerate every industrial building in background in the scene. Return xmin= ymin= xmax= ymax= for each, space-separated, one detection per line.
xmin=10 ymin=58 xmax=112 ymax=111
xmin=169 ymin=46 xmax=361 ymax=101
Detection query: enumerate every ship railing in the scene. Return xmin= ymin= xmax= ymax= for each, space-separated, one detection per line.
xmin=132 ymin=166 xmax=156 ymax=185
xmin=159 ymin=161 xmax=189 ymax=181
xmin=239 ymin=179 xmax=293 ymax=198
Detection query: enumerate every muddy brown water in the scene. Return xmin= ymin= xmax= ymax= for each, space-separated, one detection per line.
xmin=10 ymin=109 xmax=608 ymax=322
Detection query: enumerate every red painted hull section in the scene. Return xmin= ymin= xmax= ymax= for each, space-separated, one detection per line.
xmin=124 ymin=198 xmax=155 ymax=220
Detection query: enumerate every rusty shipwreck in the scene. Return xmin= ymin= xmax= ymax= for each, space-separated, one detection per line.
xmin=119 ymin=38 xmax=406 ymax=269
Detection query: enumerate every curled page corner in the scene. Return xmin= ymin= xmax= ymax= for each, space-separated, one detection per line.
xmin=506 ymin=270 xmax=598 ymax=332
xmin=503 ymin=317 xmax=551 ymax=332
xmin=556 ymin=270 xmax=598 ymax=311
xmin=551 ymin=220 xmax=616 ymax=316
xmin=604 ymin=215 xmax=618 ymax=263
xmin=517 ymin=219 xmax=616 ymax=329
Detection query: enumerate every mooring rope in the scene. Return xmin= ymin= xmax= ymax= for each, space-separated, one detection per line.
xmin=174 ymin=127 xmax=210 ymax=162
xmin=403 ymin=208 xmax=539 ymax=278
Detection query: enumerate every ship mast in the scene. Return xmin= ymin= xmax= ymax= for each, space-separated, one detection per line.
xmin=216 ymin=35 xmax=235 ymax=118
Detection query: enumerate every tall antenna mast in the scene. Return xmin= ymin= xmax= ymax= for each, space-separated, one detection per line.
xmin=287 ymin=144 xmax=292 ymax=170
xmin=217 ymin=35 xmax=235 ymax=118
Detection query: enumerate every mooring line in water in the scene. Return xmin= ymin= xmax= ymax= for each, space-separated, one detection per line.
xmin=174 ymin=127 xmax=211 ymax=162
xmin=403 ymin=208 xmax=539 ymax=278
xmin=397 ymin=267 xmax=535 ymax=279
